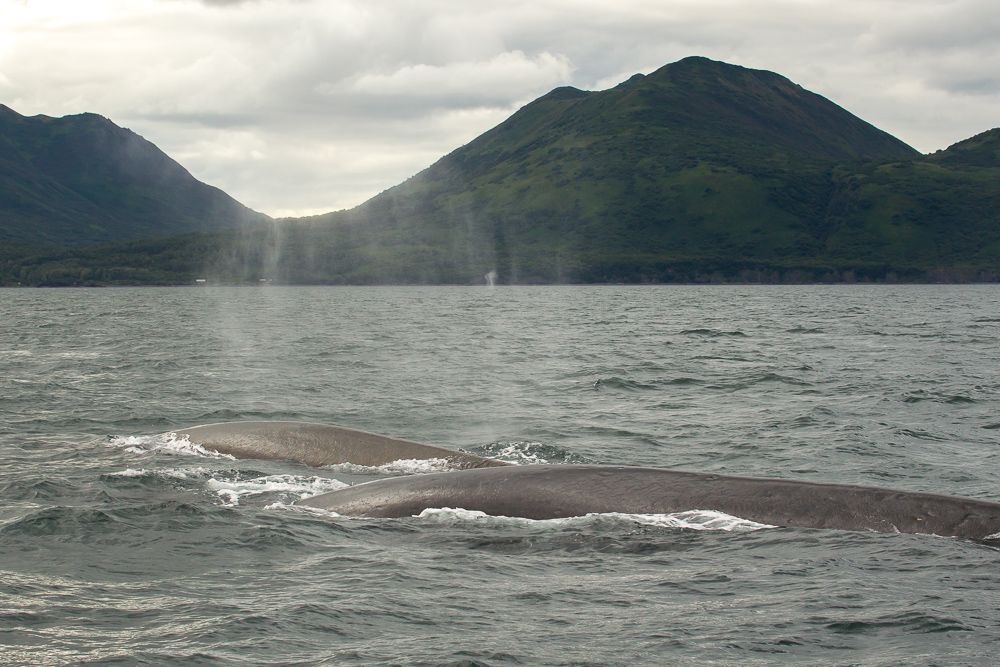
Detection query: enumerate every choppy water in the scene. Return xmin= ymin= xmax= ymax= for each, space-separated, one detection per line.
xmin=2 ymin=285 xmax=1000 ymax=666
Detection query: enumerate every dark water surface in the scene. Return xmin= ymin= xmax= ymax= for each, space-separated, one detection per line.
xmin=2 ymin=285 xmax=1000 ymax=666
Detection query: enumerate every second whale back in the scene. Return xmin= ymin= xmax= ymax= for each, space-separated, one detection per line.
xmin=176 ymin=421 xmax=509 ymax=469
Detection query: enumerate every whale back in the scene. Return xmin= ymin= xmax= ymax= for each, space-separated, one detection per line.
xmin=171 ymin=421 xmax=1000 ymax=540
xmin=301 ymin=464 xmax=1000 ymax=540
xmin=175 ymin=421 xmax=509 ymax=469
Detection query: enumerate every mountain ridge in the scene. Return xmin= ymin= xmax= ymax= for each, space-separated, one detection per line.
xmin=0 ymin=104 xmax=268 ymax=246
xmin=2 ymin=56 xmax=998 ymax=286
xmin=282 ymin=56 xmax=925 ymax=283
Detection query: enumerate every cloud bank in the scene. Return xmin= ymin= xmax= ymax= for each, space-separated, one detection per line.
xmin=0 ymin=0 xmax=997 ymax=216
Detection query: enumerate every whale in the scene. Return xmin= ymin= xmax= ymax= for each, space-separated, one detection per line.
xmin=175 ymin=421 xmax=1000 ymax=540
xmin=299 ymin=465 xmax=1000 ymax=539
xmin=175 ymin=421 xmax=508 ymax=470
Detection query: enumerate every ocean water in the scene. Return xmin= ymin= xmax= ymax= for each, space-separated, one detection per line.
xmin=2 ymin=285 xmax=1000 ymax=666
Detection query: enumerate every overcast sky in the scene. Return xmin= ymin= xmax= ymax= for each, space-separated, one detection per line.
xmin=2 ymin=0 xmax=998 ymax=217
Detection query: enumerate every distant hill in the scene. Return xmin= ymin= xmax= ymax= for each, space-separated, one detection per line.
xmin=2 ymin=57 xmax=999 ymax=286
xmin=0 ymin=105 xmax=268 ymax=246
xmin=269 ymin=56 xmax=923 ymax=283
xmin=818 ymin=128 xmax=1000 ymax=274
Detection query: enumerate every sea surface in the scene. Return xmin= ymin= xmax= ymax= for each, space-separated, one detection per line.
xmin=2 ymin=285 xmax=1000 ymax=666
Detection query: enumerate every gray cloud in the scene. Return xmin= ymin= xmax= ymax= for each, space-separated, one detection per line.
xmin=1 ymin=0 xmax=997 ymax=216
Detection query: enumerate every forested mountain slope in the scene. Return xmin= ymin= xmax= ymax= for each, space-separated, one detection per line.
xmin=0 ymin=105 xmax=268 ymax=246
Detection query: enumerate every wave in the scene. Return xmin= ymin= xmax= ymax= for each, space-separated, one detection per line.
xmin=902 ymin=390 xmax=977 ymax=404
xmin=206 ymin=474 xmax=348 ymax=507
xmin=104 ymin=466 xmax=351 ymax=509
xmin=821 ymin=611 xmax=972 ymax=634
xmin=679 ymin=328 xmax=748 ymax=337
xmin=320 ymin=458 xmax=458 ymax=475
xmin=411 ymin=508 xmax=775 ymax=532
xmin=471 ymin=441 xmax=591 ymax=465
xmin=593 ymin=376 xmax=703 ymax=392
xmin=107 ymin=433 xmax=235 ymax=460
xmin=594 ymin=377 xmax=658 ymax=391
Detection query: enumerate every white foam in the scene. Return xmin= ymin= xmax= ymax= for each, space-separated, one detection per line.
xmin=109 ymin=435 xmax=150 ymax=451
xmin=107 ymin=466 xmax=211 ymax=480
xmin=108 ymin=432 xmax=236 ymax=460
xmin=414 ymin=508 xmax=774 ymax=532
xmin=264 ymin=501 xmax=344 ymax=517
xmin=108 ymin=468 xmax=148 ymax=477
xmin=417 ymin=507 xmax=496 ymax=522
xmin=323 ymin=457 xmax=457 ymax=475
xmin=206 ymin=474 xmax=348 ymax=506
xmin=619 ymin=510 xmax=776 ymax=532
xmin=56 ymin=351 xmax=102 ymax=359
xmin=489 ymin=443 xmax=549 ymax=465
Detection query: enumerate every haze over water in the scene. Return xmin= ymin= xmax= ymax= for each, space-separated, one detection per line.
xmin=2 ymin=285 xmax=1000 ymax=665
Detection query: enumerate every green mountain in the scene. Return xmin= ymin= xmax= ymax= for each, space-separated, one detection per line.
xmin=3 ymin=57 xmax=999 ymax=286
xmin=0 ymin=105 xmax=268 ymax=246
xmin=816 ymin=128 xmax=1000 ymax=276
xmin=258 ymin=56 xmax=923 ymax=283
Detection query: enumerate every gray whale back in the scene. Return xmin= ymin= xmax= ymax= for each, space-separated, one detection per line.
xmin=172 ymin=421 xmax=1000 ymax=539
xmin=175 ymin=421 xmax=508 ymax=469
xmin=300 ymin=464 xmax=1000 ymax=540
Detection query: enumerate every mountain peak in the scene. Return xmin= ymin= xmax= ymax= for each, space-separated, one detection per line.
xmin=629 ymin=57 xmax=918 ymax=160
xmin=648 ymin=55 xmax=772 ymax=82
xmin=538 ymin=86 xmax=591 ymax=102
xmin=457 ymin=55 xmax=917 ymax=165
xmin=614 ymin=73 xmax=646 ymax=89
